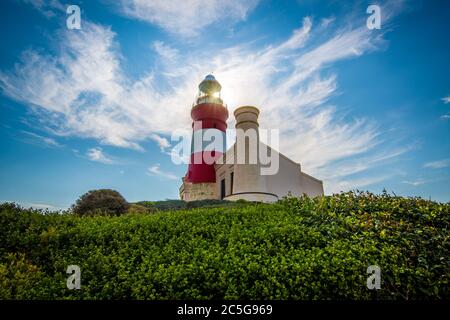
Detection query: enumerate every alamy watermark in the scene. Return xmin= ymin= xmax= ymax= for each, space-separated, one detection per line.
xmin=367 ymin=265 xmax=381 ymax=290
xmin=66 ymin=5 xmax=81 ymax=30
xmin=66 ymin=265 xmax=81 ymax=290
xmin=170 ymin=123 xmax=280 ymax=175
xmin=366 ymin=5 xmax=381 ymax=30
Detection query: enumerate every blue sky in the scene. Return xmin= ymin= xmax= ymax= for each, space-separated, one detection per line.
xmin=0 ymin=0 xmax=449 ymax=209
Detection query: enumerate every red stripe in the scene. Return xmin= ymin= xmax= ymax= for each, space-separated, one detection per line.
xmin=186 ymin=151 xmax=223 ymax=183
xmin=191 ymin=103 xmax=228 ymax=123
xmin=192 ymin=119 xmax=227 ymax=131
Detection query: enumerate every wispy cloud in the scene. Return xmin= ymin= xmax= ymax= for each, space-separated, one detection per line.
xmin=320 ymin=17 xmax=335 ymax=28
xmin=116 ymin=0 xmax=259 ymax=36
xmin=1 ymin=199 xmax=59 ymax=210
xmin=330 ymin=174 xmax=393 ymax=193
xmin=442 ymin=96 xmax=450 ymax=104
xmin=21 ymin=130 xmax=62 ymax=148
xmin=424 ymin=158 xmax=450 ymax=169
xmin=86 ymin=147 xmax=114 ymax=164
xmin=0 ymin=22 xmax=143 ymax=150
xmin=0 ymin=2 xmax=408 ymax=194
xmin=147 ymin=164 xmax=178 ymax=180
xmin=401 ymin=176 xmax=450 ymax=187
xmin=401 ymin=179 xmax=426 ymax=186
xmin=150 ymin=133 xmax=171 ymax=151
xmin=152 ymin=41 xmax=179 ymax=61
xmin=440 ymin=114 xmax=450 ymax=121
xmin=20 ymin=0 xmax=65 ymax=18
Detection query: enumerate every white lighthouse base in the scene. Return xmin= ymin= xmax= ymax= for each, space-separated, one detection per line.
xmin=223 ymin=192 xmax=278 ymax=203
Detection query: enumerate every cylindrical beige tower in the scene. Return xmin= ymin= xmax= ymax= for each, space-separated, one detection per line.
xmin=234 ymin=106 xmax=260 ymax=132
xmin=227 ymin=106 xmax=277 ymax=202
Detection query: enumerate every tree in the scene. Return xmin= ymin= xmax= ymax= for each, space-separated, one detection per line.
xmin=72 ymin=189 xmax=130 ymax=216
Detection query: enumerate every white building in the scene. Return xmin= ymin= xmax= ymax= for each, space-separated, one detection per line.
xmin=213 ymin=106 xmax=323 ymax=202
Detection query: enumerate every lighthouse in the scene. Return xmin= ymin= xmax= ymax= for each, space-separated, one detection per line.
xmin=179 ymin=75 xmax=229 ymax=201
xmin=179 ymin=75 xmax=324 ymax=202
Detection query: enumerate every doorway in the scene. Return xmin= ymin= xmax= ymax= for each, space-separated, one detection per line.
xmin=220 ymin=179 xmax=226 ymax=200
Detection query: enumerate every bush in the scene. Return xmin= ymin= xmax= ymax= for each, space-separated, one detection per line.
xmin=136 ymin=199 xmax=186 ymax=211
xmin=187 ymin=199 xmax=236 ymax=208
xmin=0 ymin=191 xmax=449 ymax=299
xmin=72 ymin=189 xmax=130 ymax=216
xmin=127 ymin=204 xmax=156 ymax=215
xmin=135 ymin=199 xmax=254 ymax=211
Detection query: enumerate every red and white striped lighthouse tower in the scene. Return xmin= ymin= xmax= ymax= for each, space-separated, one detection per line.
xmin=187 ymin=74 xmax=228 ymax=182
xmin=180 ymin=75 xmax=228 ymax=200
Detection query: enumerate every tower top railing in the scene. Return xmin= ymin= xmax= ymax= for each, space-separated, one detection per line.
xmin=195 ymin=94 xmax=225 ymax=106
xmin=192 ymin=101 xmax=228 ymax=109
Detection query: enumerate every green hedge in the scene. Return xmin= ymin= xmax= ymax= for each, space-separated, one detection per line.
xmin=0 ymin=191 xmax=448 ymax=299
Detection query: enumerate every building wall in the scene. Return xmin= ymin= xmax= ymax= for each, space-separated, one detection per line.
xmin=214 ymin=143 xmax=323 ymax=203
xmin=215 ymin=160 xmax=278 ymax=203
xmin=299 ymin=172 xmax=324 ymax=197
xmin=263 ymin=149 xmax=300 ymax=198
xmin=264 ymin=147 xmax=323 ymax=198
xmin=216 ymin=163 xmax=234 ymax=198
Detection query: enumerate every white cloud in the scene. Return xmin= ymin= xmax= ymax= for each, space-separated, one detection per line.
xmin=424 ymin=159 xmax=450 ymax=169
xmin=0 ymin=6 xmax=407 ymax=194
xmin=150 ymin=133 xmax=171 ymax=151
xmin=117 ymin=0 xmax=259 ymax=36
xmin=441 ymin=114 xmax=450 ymax=121
xmin=152 ymin=41 xmax=179 ymax=61
xmin=442 ymin=96 xmax=450 ymax=104
xmin=147 ymin=164 xmax=178 ymax=180
xmin=0 ymin=22 xmax=145 ymax=150
xmin=86 ymin=147 xmax=114 ymax=164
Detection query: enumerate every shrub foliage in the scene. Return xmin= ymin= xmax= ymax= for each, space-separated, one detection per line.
xmin=72 ymin=189 xmax=130 ymax=216
xmin=0 ymin=191 xmax=448 ymax=299
xmin=135 ymin=199 xmax=245 ymax=211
